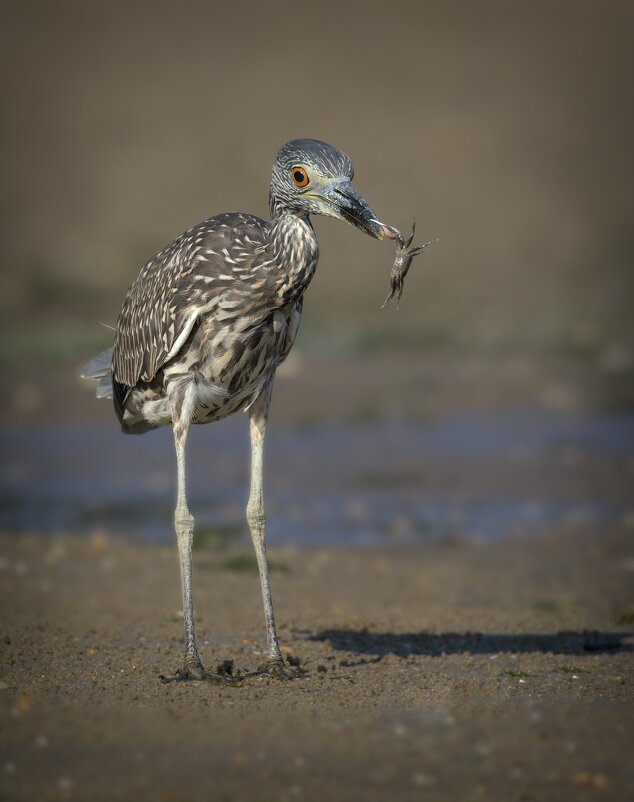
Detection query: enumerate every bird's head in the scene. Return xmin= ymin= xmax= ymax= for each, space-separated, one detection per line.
xmin=269 ymin=139 xmax=392 ymax=240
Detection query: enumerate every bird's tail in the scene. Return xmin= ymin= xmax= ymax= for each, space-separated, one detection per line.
xmin=81 ymin=347 xmax=114 ymax=399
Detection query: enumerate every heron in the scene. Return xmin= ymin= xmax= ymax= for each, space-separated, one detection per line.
xmin=83 ymin=138 xmax=420 ymax=684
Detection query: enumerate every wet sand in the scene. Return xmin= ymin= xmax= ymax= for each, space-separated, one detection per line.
xmin=1 ymin=526 xmax=632 ymax=801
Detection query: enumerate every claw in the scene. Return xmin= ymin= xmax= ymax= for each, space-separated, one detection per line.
xmin=405 ymin=220 xmax=416 ymax=249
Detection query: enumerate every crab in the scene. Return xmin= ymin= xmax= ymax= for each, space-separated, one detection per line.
xmin=379 ymin=221 xmax=436 ymax=308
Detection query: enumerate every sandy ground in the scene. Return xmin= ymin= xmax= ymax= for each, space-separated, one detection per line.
xmin=0 ymin=526 xmax=632 ymax=801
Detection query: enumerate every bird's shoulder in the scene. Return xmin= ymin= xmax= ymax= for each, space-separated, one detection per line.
xmin=140 ymin=212 xmax=271 ymax=284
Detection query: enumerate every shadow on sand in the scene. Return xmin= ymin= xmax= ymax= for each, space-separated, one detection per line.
xmin=305 ymin=629 xmax=633 ymax=657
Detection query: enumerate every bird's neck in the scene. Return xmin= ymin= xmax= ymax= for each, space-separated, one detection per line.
xmin=268 ymin=213 xmax=319 ymax=305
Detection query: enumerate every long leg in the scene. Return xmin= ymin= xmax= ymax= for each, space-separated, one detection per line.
xmin=247 ymin=386 xmax=299 ymax=680
xmin=160 ymin=389 xmax=240 ymax=685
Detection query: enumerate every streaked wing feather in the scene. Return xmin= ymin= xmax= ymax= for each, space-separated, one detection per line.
xmin=112 ymin=213 xmax=270 ymax=389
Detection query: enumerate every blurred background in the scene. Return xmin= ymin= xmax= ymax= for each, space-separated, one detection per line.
xmin=1 ymin=0 xmax=633 ymax=544
xmin=2 ymin=7 xmax=633 ymax=797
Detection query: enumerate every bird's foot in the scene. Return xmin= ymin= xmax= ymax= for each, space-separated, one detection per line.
xmin=159 ymin=658 xmax=243 ymax=686
xmin=253 ymin=655 xmax=305 ymax=681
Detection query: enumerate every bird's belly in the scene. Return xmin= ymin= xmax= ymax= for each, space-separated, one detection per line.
xmin=125 ymin=306 xmax=301 ymax=430
xmin=195 ymin=311 xmax=296 ymax=421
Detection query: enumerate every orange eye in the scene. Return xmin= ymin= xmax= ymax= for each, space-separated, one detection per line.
xmin=291 ymin=166 xmax=309 ymax=188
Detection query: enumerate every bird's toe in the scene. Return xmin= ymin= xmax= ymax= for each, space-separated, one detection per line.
xmin=159 ymin=661 xmax=243 ymax=686
xmin=254 ymin=656 xmax=304 ymax=681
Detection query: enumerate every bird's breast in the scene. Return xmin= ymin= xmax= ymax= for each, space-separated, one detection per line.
xmin=175 ymin=299 xmax=302 ymax=423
